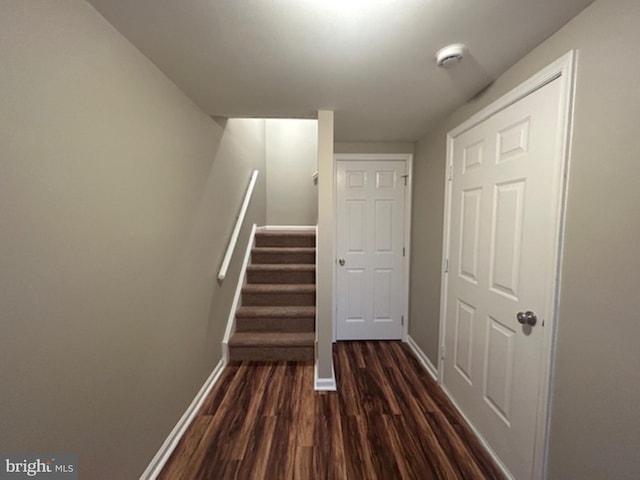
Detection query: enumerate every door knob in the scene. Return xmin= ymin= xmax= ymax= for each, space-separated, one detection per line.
xmin=517 ymin=311 xmax=537 ymax=326
xmin=338 ymin=258 xmax=345 ymax=266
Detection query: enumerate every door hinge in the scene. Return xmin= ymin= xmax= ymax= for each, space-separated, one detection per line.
xmin=401 ymin=315 xmax=404 ymax=326
xmin=403 ymin=247 xmax=406 ymax=257
xmin=448 ymin=164 xmax=453 ymax=181
xmin=401 ymin=174 xmax=409 ymax=186
xmin=440 ymin=345 xmax=446 ymax=360
xmin=444 ymin=258 xmax=449 ymax=273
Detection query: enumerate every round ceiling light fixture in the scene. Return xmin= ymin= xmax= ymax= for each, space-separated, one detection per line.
xmin=435 ymin=43 xmax=467 ymax=68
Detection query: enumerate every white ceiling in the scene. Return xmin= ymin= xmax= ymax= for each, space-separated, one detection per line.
xmin=87 ymin=0 xmax=593 ymax=142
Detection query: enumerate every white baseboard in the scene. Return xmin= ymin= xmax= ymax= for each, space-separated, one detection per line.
xmin=314 ymin=362 xmax=337 ymax=391
xmin=257 ymin=225 xmax=316 ymax=231
xmin=406 ymin=335 xmax=438 ymax=381
xmin=140 ymin=359 xmax=226 ymax=480
xmin=222 ymin=223 xmax=257 ymax=363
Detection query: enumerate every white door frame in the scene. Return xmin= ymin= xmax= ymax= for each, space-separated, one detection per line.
xmin=438 ymin=51 xmax=576 ymax=479
xmin=333 ymin=153 xmax=413 ymax=342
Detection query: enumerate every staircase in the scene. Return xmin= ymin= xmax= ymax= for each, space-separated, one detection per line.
xmin=228 ymin=229 xmax=316 ymax=362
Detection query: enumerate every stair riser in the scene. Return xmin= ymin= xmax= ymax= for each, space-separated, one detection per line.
xmin=229 ymin=346 xmax=314 ymax=362
xmin=246 ymin=270 xmax=315 ymax=284
xmin=252 ymin=251 xmax=315 ymax=264
xmin=242 ymin=292 xmax=315 ymax=306
xmin=236 ymin=317 xmax=314 ymax=333
xmin=255 ymin=235 xmax=315 ymax=248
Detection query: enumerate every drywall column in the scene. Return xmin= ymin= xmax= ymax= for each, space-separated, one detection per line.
xmin=315 ymin=110 xmax=336 ymax=390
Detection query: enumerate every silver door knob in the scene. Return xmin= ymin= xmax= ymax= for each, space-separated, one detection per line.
xmin=517 ymin=311 xmax=537 ymax=326
xmin=338 ymin=258 xmax=345 ymax=266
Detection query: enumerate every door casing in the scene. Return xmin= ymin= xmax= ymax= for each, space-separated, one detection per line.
xmin=438 ymin=51 xmax=576 ymax=479
xmin=333 ymin=153 xmax=413 ymax=342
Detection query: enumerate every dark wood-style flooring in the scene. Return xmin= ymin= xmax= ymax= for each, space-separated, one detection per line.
xmin=159 ymin=341 xmax=504 ymax=479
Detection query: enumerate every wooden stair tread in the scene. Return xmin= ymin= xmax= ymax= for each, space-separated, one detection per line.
xmin=236 ymin=306 xmax=316 ymax=318
xmin=229 ymin=332 xmax=315 ymax=347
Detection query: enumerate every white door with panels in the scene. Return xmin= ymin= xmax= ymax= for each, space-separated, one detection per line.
xmin=443 ymin=74 xmax=567 ymax=480
xmin=336 ymin=158 xmax=408 ymax=340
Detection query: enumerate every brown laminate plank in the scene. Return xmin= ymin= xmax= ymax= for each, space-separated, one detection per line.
xmin=334 ymin=342 xmax=360 ymax=416
xmin=362 ymin=410 xmax=403 ymax=479
xmin=294 ymin=362 xmax=315 ymax=448
xmin=199 ymin=363 xmax=242 ymax=415
xmin=256 ymin=362 xmax=287 ymax=417
xmin=280 ymin=363 xmax=311 ymax=477
xmin=380 ymin=414 xmax=414 ymax=480
xmin=384 ymin=346 xmax=485 ymax=478
xmin=385 ymin=342 xmax=444 ymax=414
xmin=313 ymin=392 xmax=347 ymax=480
xmin=233 ymin=415 xmax=277 ymax=480
xmin=340 ymin=414 xmax=378 ymax=480
xmin=389 ymin=342 xmax=505 ymax=479
xmin=159 ymin=341 xmax=504 ymax=480
xmin=157 ymin=416 xmax=212 ymax=480
xmin=293 ymin=446 xmax=313 ymax=480
xmin=262 ymin=363 xmax=302 ymax=480
xmin=427 ymin=410 xmax=488 ymax=479
xmin=381 ymin=413 xmax=436 ymax=480
xmin=372 ymin=348 xmax=462 ymax=480
xmin=363 ymin=343 xmax=403 ymax=415
xmin=227 ymin=363 xmax=276 ymax=461
xmin=160 ymin=364 xmax=256 ymax=479
xmin=351 ymin=340 xmax=367 ymax=368
xmin=263 ymin=414 xmax=294 ymax=480
xmin=191 ymin=363 xmax=274 ymax=478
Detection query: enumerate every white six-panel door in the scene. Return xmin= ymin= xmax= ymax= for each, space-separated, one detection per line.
xmin=443 ymin=76 xmax=564 ymax=479
xmin=336 ymin=160 xmax=406 ymax=340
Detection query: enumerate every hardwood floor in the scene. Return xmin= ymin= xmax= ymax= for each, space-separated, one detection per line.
xmin=159 ymin=341 xmax=504 ymax=479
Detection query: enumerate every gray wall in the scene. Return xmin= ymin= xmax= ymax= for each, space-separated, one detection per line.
xmin=409 ymin=0 xmax=640 ymax=477
xmin=335 ymin=142 xmax=415 ymax=155
xmin=0 ymin=1 xmax=266 ymax=479
xmin=408 ymin=133 xmax=447 ymax=364
xmin=265 ymin=119 xmax=318 ymax=225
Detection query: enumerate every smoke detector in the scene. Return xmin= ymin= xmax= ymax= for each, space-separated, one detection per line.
xmin=435 ymin=43 xmax=466 ymax=68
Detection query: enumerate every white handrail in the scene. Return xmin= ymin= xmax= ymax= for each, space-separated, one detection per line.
xmin=218 ymin=170 xmax=259 ymax=281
